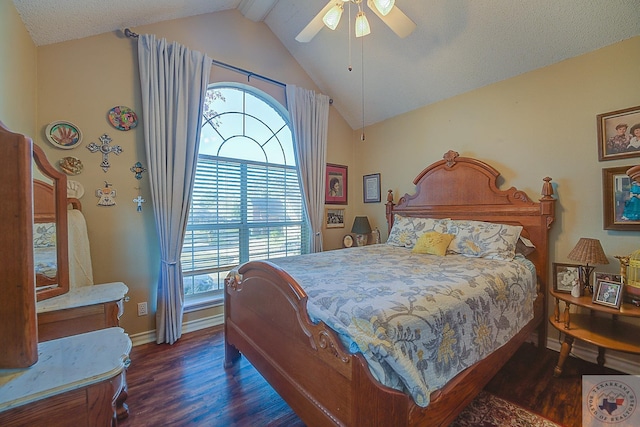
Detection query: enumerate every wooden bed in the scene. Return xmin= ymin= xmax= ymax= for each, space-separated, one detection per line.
xmin=224 ymin=150 xmax=555 ymax=426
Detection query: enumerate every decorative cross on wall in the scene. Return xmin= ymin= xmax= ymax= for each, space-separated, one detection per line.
xmin=133 ymin=186 xmax=145 ymax=212
xmin=130 ymin=161 xmax=147 ymax=180
xmin=133 ymin=195 xmax=145 ymax=212
xmin=86 ymin=134 xmax=122 ymax=172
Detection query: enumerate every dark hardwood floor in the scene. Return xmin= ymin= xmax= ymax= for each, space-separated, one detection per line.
xmin=119 ymin=326 xmax=621 ymax=427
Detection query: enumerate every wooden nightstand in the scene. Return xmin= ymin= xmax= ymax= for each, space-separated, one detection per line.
xmin=549 ymin=289 xmax=640 ymax=376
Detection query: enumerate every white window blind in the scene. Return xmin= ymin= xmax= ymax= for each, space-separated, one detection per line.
xmin=181 ymin=84 xmax=309 ymax=300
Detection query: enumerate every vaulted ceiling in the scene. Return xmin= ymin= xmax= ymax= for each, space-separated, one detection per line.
xmin=12 ymin=0 xmax=640 ymax=129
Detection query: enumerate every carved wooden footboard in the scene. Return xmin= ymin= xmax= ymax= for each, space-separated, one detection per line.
xmin=225 ymin=261 xmax=545 ymax=426
xmin=224 ymin=262 xmax=411 ymax=426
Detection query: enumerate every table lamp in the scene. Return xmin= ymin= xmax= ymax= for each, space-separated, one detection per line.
xmin=567 ymin=238 xmax=609 ymax=294
xmin=351 ymin=216 xmax=372 ymax=247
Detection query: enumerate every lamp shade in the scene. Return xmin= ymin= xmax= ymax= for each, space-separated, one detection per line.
xmin=351 ymin=216 xmax=372 ymax=234
xmin=567 ymin=238 xmax=609 ymax=265
xmin=355 ymin=11 xmax=371 ymax=37
xmin=372 ymin=0 xmax=395 ymax=16
xmin=323 ymin=3 xmax=344 ymax=30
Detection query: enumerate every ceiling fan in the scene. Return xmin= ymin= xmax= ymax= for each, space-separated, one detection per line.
xmin=295 ymin=0 xmax=416 ymax=43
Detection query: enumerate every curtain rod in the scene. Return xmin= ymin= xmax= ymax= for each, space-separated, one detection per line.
xmin=124 ymin=28 xmax=285 ymax=89
xmin=124 ymin=28 xmax=332 ymax=104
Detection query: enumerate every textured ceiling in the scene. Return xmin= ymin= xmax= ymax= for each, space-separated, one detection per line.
xmin=12 ymin=0 xmax=640 ymax=129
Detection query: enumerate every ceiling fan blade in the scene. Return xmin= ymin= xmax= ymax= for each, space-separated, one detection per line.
xmin=366 ymin=0 xmax=416 ymax=38
xmin=295 ymin=1 xmax=335 ymax=43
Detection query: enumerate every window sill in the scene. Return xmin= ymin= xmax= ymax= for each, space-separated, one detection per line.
xmin=184 ymin=294 xmax=223 ymax=313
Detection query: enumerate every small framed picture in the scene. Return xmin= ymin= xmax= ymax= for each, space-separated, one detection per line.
xmin=363 ymin=173 xmax=381 ymax=203
xmin=553 ymin=262 xmax=581 ymax=294
xmin=594 ymin=272 xmax=622 ymax=291
xmin=597 ymin=105 xmax=640 ymax=161
xmin=593 ymin=280 xmax=623 ymax=308
xmin=326 ymin=163 xmax=348 ymax=204
xmin=602 ymin=166 xmax=640 ymax=231
xmin=325 ymin=207 xmax=345 ymax=228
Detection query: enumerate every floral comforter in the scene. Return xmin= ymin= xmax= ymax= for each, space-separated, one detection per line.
xmin=269 ymin=244 xmax=536 ymax=407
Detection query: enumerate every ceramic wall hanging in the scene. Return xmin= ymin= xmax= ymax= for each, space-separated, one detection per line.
xmin=67 ymin=180 xmax=85 ymax=199
xmin=108 ymin=106 xmax=138 ymax=131
xmin=133 ymin=186 xmax=145 ymax=212
xmin=58 ymin=156 xmax=83 ymax=175
xmin=133 ymin=195 xmax=145 ymax=212
xmin=45 ymin=120 xmax=83 ymax=149
xmin=86 ymin=134 xmax=122 ymax=172
xmin=130 ymin=161 xmax=147 ymax=180
xmin=96 ymin=182 xmax=116 ymax=206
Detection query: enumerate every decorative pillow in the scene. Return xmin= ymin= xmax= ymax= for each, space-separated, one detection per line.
xmin=387 ymin=214 xmax=448 ymax=248
xmin=33 ymin=223 xmax=56 ymax=248
xmin=412 ymin=231 xmax=455 ymax=256
xmin=516 ymin=236 xmax=536 ymax=256
xmin=445 ymin=219 xmax=523 ymax=261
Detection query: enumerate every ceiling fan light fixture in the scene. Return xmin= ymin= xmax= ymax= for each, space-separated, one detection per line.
xmin=372 ymin=0 xmax=395 ymax=16
xmin=323 ymin=3 xmax=344 ymax=30
xmin=355 ymin=11 xmax=371 ymax=37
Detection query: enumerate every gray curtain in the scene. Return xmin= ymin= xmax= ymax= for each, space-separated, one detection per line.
xmin=285 ymin=85 xmax=330 ymax=253
xmin=137 ymin=34 xmax=211 ymax=344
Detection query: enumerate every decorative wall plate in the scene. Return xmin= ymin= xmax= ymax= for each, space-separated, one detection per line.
xmin=67 ymin=180 xmax=85 ymax=199
xmin=58 ymin=156 xmax=84 ymax=175
xmin=45 ymin=121 xmax=82 ymax=149
xmin=108 ymin=106 xmax=138 ymax=131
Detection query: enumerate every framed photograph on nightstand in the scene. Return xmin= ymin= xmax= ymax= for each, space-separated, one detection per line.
xmin=594 ymin=272 xmax=622 ymax=291
xmin=593 ymin=280 xmax=623 ymax=308
xmin=553 ymin=262 xmax=580 ymax=294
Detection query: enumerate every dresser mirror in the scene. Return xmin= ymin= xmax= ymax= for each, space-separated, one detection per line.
xmin=32 ymin=144 xmax=70 ymax=301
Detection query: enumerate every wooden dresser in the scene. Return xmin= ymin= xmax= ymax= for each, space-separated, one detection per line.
xmin=37 ymin=282 xmax=128 ymax=342
xmin=0 ymin=327 xmax=131 ymax=427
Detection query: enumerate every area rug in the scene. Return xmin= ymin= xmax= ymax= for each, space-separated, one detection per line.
xmin=450 ymin=391 xmax=562 ymax=427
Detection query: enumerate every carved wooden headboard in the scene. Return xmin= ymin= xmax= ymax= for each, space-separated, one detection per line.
xmin=385 ymin=150 xmax=556 ymax=288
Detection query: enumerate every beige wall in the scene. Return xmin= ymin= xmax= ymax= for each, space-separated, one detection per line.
xmin=32 ymin=10 xmax=354 ymax=336
xmin=357 ymin=36 xmax=640 ymax=370
xmin=0 ymin=0 xmax=37 ymax=135
xmin=360 ymin=36 xmax=640 ymax=263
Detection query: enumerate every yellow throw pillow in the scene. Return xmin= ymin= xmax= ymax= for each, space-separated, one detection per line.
xmin=412 ymin=231 xmax=455 ymax=256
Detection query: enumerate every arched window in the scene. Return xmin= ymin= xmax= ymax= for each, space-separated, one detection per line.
xmin=181 ymin=83 xmax=309 ymax=304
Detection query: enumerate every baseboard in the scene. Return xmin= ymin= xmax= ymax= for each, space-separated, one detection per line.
xmin=128 ymin=313 xmax=225 ymax=347
xmin=546 ymin=336 xmax=640 ymax=375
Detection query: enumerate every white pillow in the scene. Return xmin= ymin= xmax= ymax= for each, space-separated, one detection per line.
xmin=516 ymin=236 xmax=536 ymax=256
xmin=445 ymin=219 xmax=523 ymax=261
xmin=387 ymin=214 xmax=448 ymax=248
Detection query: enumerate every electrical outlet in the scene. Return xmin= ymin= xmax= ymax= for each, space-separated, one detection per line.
xmin=137 ymin=302 xmax=148 ymax=316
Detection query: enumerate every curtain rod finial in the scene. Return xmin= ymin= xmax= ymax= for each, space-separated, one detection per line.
xmin=124 ymin=28 xmax=139 ymax=38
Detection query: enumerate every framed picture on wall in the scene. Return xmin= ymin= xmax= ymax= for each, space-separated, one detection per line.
xmin=597 ymin=105 xmax=640 ymax=161
xmin=602 ymin=166 xmax=640 ymax=230
xmin=363 ymin=173 xmax=381 ymax=203
xmin=325 ymin=207 xmax=345 ymax=228
xmin=325 ymin=164 xmax=348 ymax=204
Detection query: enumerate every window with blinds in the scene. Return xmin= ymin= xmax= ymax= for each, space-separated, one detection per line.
xmin=181 ymin=84 xmax=309 ymax=302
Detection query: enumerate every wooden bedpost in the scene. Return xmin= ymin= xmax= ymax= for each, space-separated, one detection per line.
xmin=538 ymin=177 xmax=555 ymax=351
xmin=385 ymin=189 xmax=395 ymax=235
